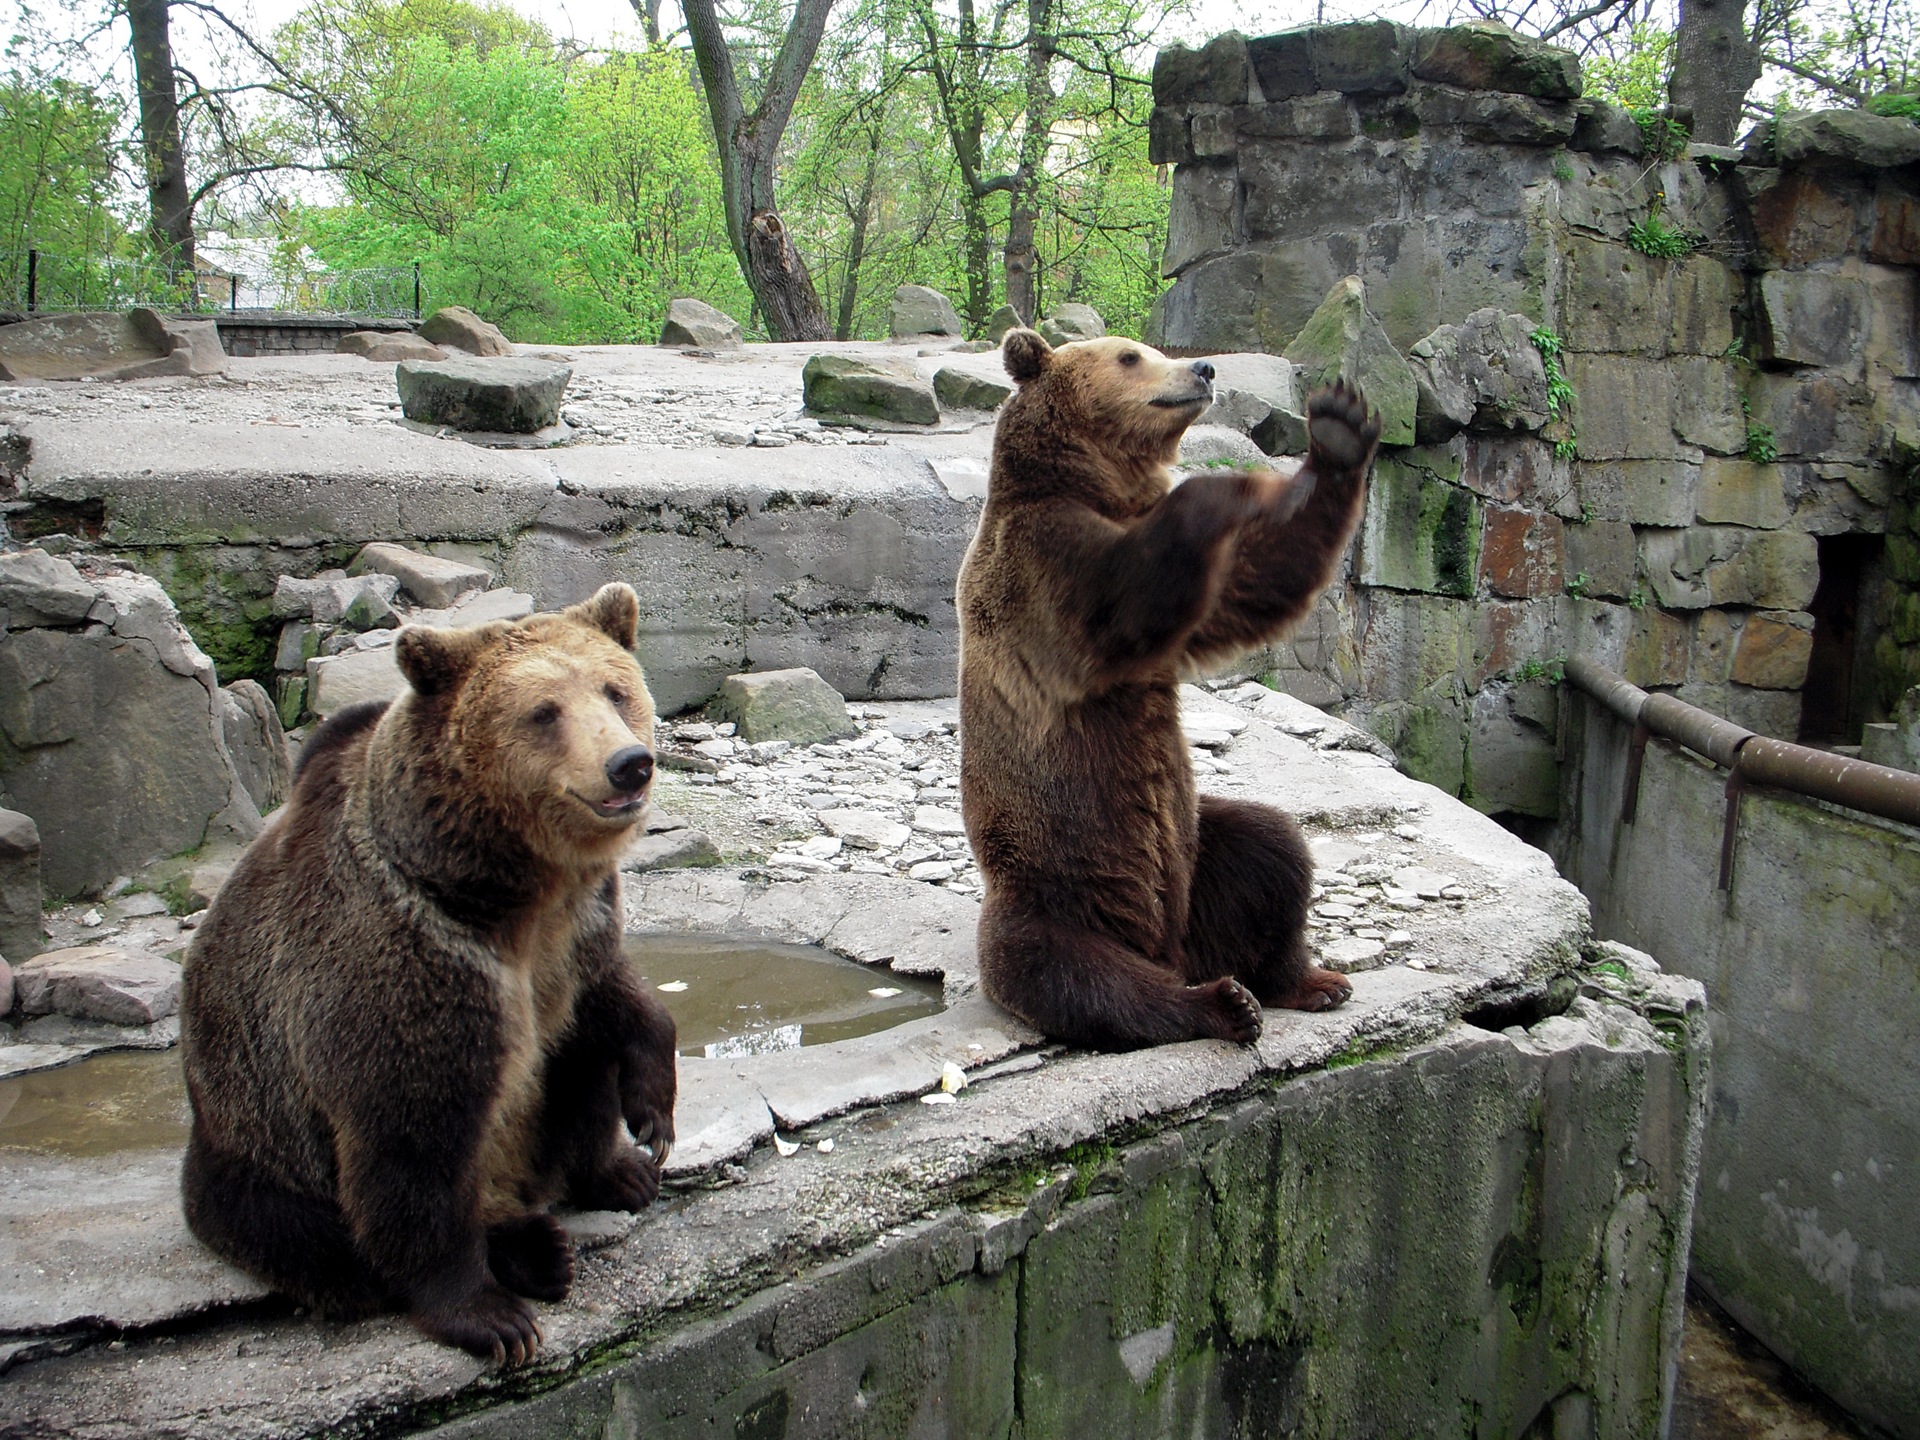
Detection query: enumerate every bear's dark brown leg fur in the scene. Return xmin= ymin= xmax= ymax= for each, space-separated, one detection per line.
xmin=1182 ymin=795 xmax=1353 ymax=1011
xmin=979 ymin=890 xmax=1263 ymax=1050
xmin=486 ymin=1213 xmax=573 ymax=1302
xmin=182 ymin=1130 xmax=387 ymax=1319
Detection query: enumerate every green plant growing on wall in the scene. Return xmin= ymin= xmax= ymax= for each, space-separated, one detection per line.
xmin=1512 ymin=656 xmax=1567 ymax=685
xmin=1738 ymin=391 xmax=1778 ymax=462
xmin=1868 ymin=92 xmax=1920 ymax=122
xmin=1566 ymin=572 xmax=1592 ymax=599
xmin=1628 ymin=587 xmax=1650 ymax=611
xmin=1631 ymin=109 xmax=1690 ymax=161
xmin=1551 ymin=150 xmax=1575 ymax=182
xmin=1530 ymin=326 xmax=1579 ymax=460
xmin=1627 ymin=193 xmax=1695 ymax=259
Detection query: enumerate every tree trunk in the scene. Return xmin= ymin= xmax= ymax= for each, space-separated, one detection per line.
xmin=683 ymin=0 xmax=834 ymax=341
xmin=1671 ymin=0 xmax=1763 ymax=146
xmin=127 ymin=0 xmax=195 ymax=277
xmin=835 ymin=132 xmax=882 ymax=340
xmin=1002 ymin=0 xmax=1054 ymax=326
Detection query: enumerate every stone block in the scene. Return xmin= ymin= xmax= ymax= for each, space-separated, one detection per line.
xmin=1358 ymin=592 xmax=1477 ymax=700
xmin=14 ymin=944 xmax=181 ymax=1025
xmin=1148 ymin=250 xmax=1265 ymax=348
xmin=1163 ymin=164 xmax=1240 ymax=275
xmin=1564 ymin=520 xmax=1635 ymax=599
xmin=1742 ymin=169 xmax=1868 ymax=267
xmin=1232 ymin=93 xmax=1357 ymax=142
xmin=802 ymin=354 xmax=939 ymax=426
xmin=1466 ymin=686 xmax=1559 ymax=818
xmin=711 ymin=668 xmax=856 ymax=746
xmin=1869 ymin=189 xmax=1920 ymax=266
xmin=1570 ymin=99 xmax=1643 ymax=156
xmin=336 ymin=330 xmax=445 ymax=363
xmin=1757 ymin=271 xmax=1871 ymax=370
xmin=1746 ymin=372 xmax=1880 ymax=460
xmin=272 ymin=572 xmax=400 ymax=624
xmin=1563 ymin=355 xmax=1683 ymax=460
xmin=1284 ymin=276 xmax=1418 ymax=446
xmin=1693 ymin=529 xmax=1818 ymax=610
xmin=1667 ymin=256 xmax=1738 ymax=356
xmin=1037 ymin=304 xmax=1105 ymax=345
xmin=349 ymin=543 xmax=491 ymax=609
xmin=1408 ymin=308 xmax=1552 ymax=441
xmin=1357 ymin=459 xmax=1481 ymax=595
xmin=1479 ymin=508 xmax=1565 ymax=598
xmin=1691 ymin=608 xmax=1738 ymax=685
xmin=1373 ymin=697 xmax=1466 ymax=793
xmin=1759 ymin=109 xmax=1920 ymax=172
xmin=1458 ymin=437 xmax=1575 ymax=513
xmin=1410 ymin=22 xmax=1581 ymax=98
xmin=1623 ymin=605 xmax=1690 ymax=686
xmin=1243 ymin=29 xmax=1315 ymax=101
xmin=1558 ymin=596 xmax=1633 ymax=673
xmin=1696 ymin=458 xmax=1789 ymax=529
xmin=1471 ymin=597 xmax=1557 ymax=686
xmin=417 ymin=304 xmax=513 ymax=357
xmin=890 ymin=285 xmax=965 ymax=339
xmin=1405 ymin=86 xmax=1578 ymax=145
xmin=1561 ymin=237 xmax=1669 ymax=354
xmin=0 ymin=549 xmax=98 ymax=628
xmin=1671 ymin=358 xmax=1747 ymax=456
xmin=1730 ymin=611 xmax=1814 ymax=689
xmin=306 ymin=646 xmax=404 ymax=717
xmin=659 ymin=297 xmax=743 ymax=349
xmin=1865 ymin=264 xmax=1920 ymax=379
xmin=0 ymin=807 xmax=42 ymax=963
xmin=1152 ymin=33 xmax=1251 ymax=106
xmin=1242 ymin=142 xmax=1406 ymax=245
xmin=1146 ymin=106 xmax=1191 ymax=165
xmin=1312 ymin=20 xmax=1413 ymax=94
xmin=396 ymin=356 xmax=571 ymax=434
xmin=219 ymin=680 xmax=292 ymax=817
xmin=1577 ymin=459 xmax=1700 ymax=526
xmin=932 ymin=368 xmax=1011 ymax=412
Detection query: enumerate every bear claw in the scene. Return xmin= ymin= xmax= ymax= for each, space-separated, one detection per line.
xmin=1275 ymin=966 xmax=1354 ymax=1012
xmin=413 ymin=1281 xmax=543 ymax=1367
xmin=1203 ymin=977 xmax=1264 ymax=1045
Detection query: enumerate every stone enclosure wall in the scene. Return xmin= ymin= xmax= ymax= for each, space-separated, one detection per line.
xmin=1149 ymin=20 xmax=1920 ymax=815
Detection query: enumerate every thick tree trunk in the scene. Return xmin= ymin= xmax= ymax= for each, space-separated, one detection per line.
xmin=748 ymin=210 xmax=829 ymax=341
xmin=1671 ymin=0 xmax=1763 ymax=146
xmin=126 ymin=0 xmax=195 ymax=277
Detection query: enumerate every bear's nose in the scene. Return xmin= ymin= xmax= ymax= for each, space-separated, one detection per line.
xmin=1189 ymin=360 xmax=1215 ymax=382
xmin=605 ymin=745 xmax=654 ymax=794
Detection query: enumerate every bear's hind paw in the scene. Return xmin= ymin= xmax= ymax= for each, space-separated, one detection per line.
xmin=413 ymin=1282 xmax=543 ymax=1367
xmin=1200 ymin=977 xmax=1264 ymax=1045
xmin=488 ymin=1213 xmax=574 ymax=1302
xmin=1273 ymin=966 xmax=1353 ymax=1012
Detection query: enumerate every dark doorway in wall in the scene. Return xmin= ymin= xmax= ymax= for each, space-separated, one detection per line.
xmin=1799 ymin=533 xmax=1885 ymax=744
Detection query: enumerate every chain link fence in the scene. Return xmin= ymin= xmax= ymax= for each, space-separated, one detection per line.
xmin=1 ymin=249 xmax=422 ymax=319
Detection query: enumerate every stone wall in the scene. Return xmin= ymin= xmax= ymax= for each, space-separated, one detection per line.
xmin=1550 ymin=690 xmax=1920 ymax=1439
xmin=1149 ymin=20 xmax=1920 ymax=812
xmin=212 ymin=314 xmax=415 ymax=358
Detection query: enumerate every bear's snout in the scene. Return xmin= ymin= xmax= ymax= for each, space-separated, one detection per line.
xmin=605 ymin=745 xmax=654 ymax=795
xmin=1189 ymin=360 xmax=1215 ymax=383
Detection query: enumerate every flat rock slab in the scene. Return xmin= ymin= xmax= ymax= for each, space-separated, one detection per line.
xmin=13 ymin=945 xmax=183 ymax=1025
xmin=306 ymin=646 xmax=404 ymax=717
xmin=396 ymin=356 xmax=572 ymax=434
xmin=0 ymin=309 xmax=225 ymax=383
xmin=337 ymin=331 xmax=445 ymax=363
xmin=802 ymin=354 xmax=939 ymax=426
xmin=349 ymin=543 xmax=491 ymax=608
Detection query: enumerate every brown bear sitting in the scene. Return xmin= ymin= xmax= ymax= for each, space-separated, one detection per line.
xmin=180 ymin=583 xmax=677 ymax=1365
xmin=957 ymin=330 xmax=1380 ymax=1050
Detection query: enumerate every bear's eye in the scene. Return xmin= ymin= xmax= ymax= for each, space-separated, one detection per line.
xmin=530 ymin=701 xmax=561 ymax=728
xmin=606 ymin=685 xmax=628 ymax=708
xmin=1118 ymin=350 xmax=1141 ymax=368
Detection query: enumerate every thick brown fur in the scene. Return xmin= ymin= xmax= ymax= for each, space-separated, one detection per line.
xmin=180 ymin=583 xmax=677 ymax=1366
xmin=957 ymin=330 xmax=1380 ymax=1051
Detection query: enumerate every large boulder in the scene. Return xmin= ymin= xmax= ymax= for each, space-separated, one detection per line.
xmin=0 ymin=551 xmax=261 ymax=897
xmin=1179 ymin=425 xmax=1270 ymax=470
xmin=932 ymin=366 xmax=1012 ymax=411
xmin=0 ymin=807 xmax=41 ymax=962
xmin=984 ymin=304 xmax=1027 ymax=343
xmin=0 ymin=307 xmax=226 ymax=383
xmin=1283 ymin=276 xmax=1417 ymax=447
xmin=416 ymin=305 xmax=514 ymax=356
xmin=1407 ymin=308 xmax=1553 ymax=441
xmin=1038 ymin=304 xmax=1107 ymax=345
xmin=348 ymin=543 xmax=490 ymax=609
xmin=336 ymin=329 xmax=446 ymax=362
xmin=1410 ymin=22 xmax=1582 ymax=99
xmin=1747 ymin=108 xmax=1920 ymax=170
xmin=660 ymin=298 xmax=743 ymax=349
xmin=710 ymin=668 xmax=856 ymax=745
xmin=14 ymin=944 xmax=182 ymax=1026
xmin=801 ymin=354 xmax=940 ymax=426
xmin=219 ymin=680 xmax=292 ymax=817
xmin=395 ymin=356 xmax=572 ymax=434
xmin=890 ymin=285 xmax=965 ymax=339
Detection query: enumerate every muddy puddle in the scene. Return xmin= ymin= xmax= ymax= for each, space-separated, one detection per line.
xmin=0 ymin=935 xmax=939 ymax=1156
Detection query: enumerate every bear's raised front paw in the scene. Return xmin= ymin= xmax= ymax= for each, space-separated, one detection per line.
xmin=1306 ymin=381 xmax=1381 ymax=472
xmin=488 ymin=1212 xmax=574 ymax=1303
xmin=1274 ymin=965 xmax=1353 ymax=1013
xmin=1201 ymin=977 xmax=1264 ymax=1045
xmin=577 ymin=1143 xmax=662 ymax=1212
xmin=413 ymin=1281 xmax=543 ymax=1367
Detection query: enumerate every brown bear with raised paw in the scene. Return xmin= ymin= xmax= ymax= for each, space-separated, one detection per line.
xmin=180 ymin=583 xmax=677 ymax=1366
xmin=957 ymin=330 xmax=1380 ymax=1051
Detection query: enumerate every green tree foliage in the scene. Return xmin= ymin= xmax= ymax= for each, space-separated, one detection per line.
xmin=0 ymin=72 xmax=126 ymax=260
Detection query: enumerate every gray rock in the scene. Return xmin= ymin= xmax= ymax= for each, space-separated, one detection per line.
xmin=1756 ymin=271 xmax=1870 ymax=370
xmin=802 ymin=354 xmax=939 ymax=426
xmin=660 ymin=297 xmax=744 ymax=349
xmin=1313 ymin=19 xmax=1413 ymax=94
xmin=1410 ymin=22 xmax=1582 ymax=99
xmin=817 ymin=809 xmax=913 ymax=850
xmin=0 ymin=807 xmax=41 ymax=963
xmin=219 ymin=680 xmax=292 ymax=817
xmin=984 ymin=304 xmax=1026 ymax=343
xmin=1750 ymin=108 xmax=1920 ymax=171
xmin=396 ymin=356 xmax=573 ymax=434
xmin=305 ymin=647 xmax=404 ymax=718
xmin=1284 ymin=276 xmax=1418 ymax=447
xmin=416 ymin=305 xmax=514 ymax=357
xmin=271 ymin=573 xmax=401 ymax=624
xmin=440 ymin=588 xmax=535 ymax=627
xmin=0 ymin=954 xmax=11 ymax=1016
xmin=890 ymin=285 xmax=965 ymax=339
xmin=0 ymin=549 xmax=97 ymax=627
xmin=340 ymin=587 xmax=397 ymax=632
xmin=624 ymin=828 xmax=721 ymax=871
xmin=932 ymin=367 xmax=1012 ymax=411
xmin=1408 ymin=308 xmax=1552 ymax=441
xmin=335 ymin=330 xmax=445 ymax=363
xmin=1179 ymin=425 xmax=1271 ymax=470
xmin=14 ymin=944 xmax=182 ymax=1025
xmin=1037 ymin=304 xmax=1107 ymax=345
xmin=348 ymin=542 xmax=490 ymax=609
xmin=1571 ymin=99 xmax=1645 ymax=156
xmin=0 ymin=308 xmax=226 ymax=384
xmin=711 ymin=668 xmax=856 ymax=746
xmin=273 ymin=622 xmax=320 ymax=674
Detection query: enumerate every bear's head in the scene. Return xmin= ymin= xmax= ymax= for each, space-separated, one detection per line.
xmin=999 ymin=329 xmax=1215 ymax=497
xmin=393 ymin=582 xmax=657 ymax=862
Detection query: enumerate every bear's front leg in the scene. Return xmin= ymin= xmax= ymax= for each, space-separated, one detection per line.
xmin=542 ymin=969 xmax=678 ymax=1212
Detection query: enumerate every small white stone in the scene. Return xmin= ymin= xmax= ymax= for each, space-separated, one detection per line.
xmin=919 ymin=1092 xmax=957 ymax=1105
xmin=799 ymin=835 xmax=843 ymax=860
xmin=869 ymin=986 xmax=903 ymax=998
xmin=715 ymin=723 xmax=736 ymax=736
xmin=657 ymin=980 xmax=688 ymax=993
xmin=1385 ymin=931 xmax=1414 ymax=948
xmin=1392 ymin=866 xmax=1456 ymax=900
xmin=940 ymin=1062 xmax=969 ymax=1093
xmin=693 ymin=738 xmax=736 ymax=760
xmin=908 ymin=860 xmax=957 ymax=882
xmin=676 ymin=722 xmax=717 ymax=742
xmin=912 ymin=805 xmax=967 ymax=836
xmin=774 ymin=1135 xmax=800 ymax=1157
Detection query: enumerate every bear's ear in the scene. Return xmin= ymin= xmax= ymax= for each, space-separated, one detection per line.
xmin=395 ymin=623 xmax=503 ymax=698
xmin=565 ymin=582 xmax=640 ymax=651
xmin=1002 ymin=328 xmax=1053 ymax=384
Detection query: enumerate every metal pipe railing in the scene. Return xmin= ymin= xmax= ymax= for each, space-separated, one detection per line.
xmin=1564 ymin=655 xmax=1920 ymax=888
